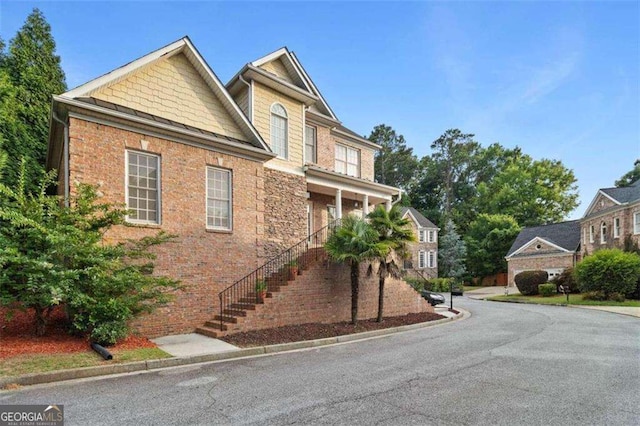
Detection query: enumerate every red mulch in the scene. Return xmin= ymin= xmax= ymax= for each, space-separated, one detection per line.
xmin=221 ymin=311 xmax=446 ymax=347
xmin=0 ymin=306 xmax=156 ymax=360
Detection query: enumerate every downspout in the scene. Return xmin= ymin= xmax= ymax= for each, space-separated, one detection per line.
xmin=51 ymin=110 xmax=70 ymax=207
xmin=392 ymin=189 xmax=403 ymax=205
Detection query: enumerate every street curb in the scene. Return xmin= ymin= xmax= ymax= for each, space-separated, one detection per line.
xmin=0 ymin=309 xmax=467 ymax=390
xmin=484 ymin=298 xmax=640 ymax=318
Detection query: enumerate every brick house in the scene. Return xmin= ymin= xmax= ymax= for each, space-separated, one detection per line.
xmin=580 ymin=180 xmax=640 ymax=255
xmin=46 ymin=37 xmax=431 ymax=337
xmin=399 ymin=207 xmax=439 ymax=279
xmin=505 ymin=221 xmax=581 ymax=286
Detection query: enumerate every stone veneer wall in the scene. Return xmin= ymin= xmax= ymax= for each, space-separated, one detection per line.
xmin=263 ymin=168 xmax=308 ymax=259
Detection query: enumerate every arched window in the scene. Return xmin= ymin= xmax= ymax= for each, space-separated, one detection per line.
xmin=270 ymin=103 xmax=288 ymax=158
xmin=600 ymin=222 xmax=607 ymax=244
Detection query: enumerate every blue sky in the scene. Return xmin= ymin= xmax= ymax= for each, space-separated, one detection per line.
xmin=1 ymin=1 xmax=638 ymax=220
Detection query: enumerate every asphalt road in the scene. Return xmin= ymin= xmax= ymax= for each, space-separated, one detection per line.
xmin=2 ymin=298 xmax=639 ymax=425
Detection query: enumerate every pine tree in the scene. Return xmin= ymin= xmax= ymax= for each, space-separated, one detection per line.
xmin=2 ymin=8 xmax=66 ymax=190
xmin=438 ymin=218 xmax=467 ymax=280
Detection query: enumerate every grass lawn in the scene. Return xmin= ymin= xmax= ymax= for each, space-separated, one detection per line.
xmin=488 ymin=294 xmax=640 ymax=307
xmin=0 ymin=347 xmax=171 ymax=377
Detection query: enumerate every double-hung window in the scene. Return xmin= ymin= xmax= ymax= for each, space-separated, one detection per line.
xmin=418 ymin=229 xmax=426 ymax=242
xmin=589 ymin=225 xmax=594 ymax=243
xmin=207 ymin=167 xmax=232 ymax=231
xmin=335 ymin=144 xmax=360 ymax=177
xmin=635 ymin=213 xmax=640 ymax=234
xmin=126 ymin=150 xmax=160 ymax=224
xmin=305 ymin=125 xmax=317 ymax=164
xmin=428 ymin=251 xmax=436 ymax=269
xmin=613 ymin=217 xmax=621 ymax=238
xmin=270 ymin=103 xmax=288 ymax=158
xmin=418 ymin=251 xmax=426 ymax=269
xmin=428 ymin=230 xmax=436 ymax=243
xmin=600 ymin=222 xmax=607 ymax=244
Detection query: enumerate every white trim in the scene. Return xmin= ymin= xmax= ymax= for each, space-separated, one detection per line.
xmin=264 ymin=162 xmax=305 ymax=176
xmin=589 ymin=225 xmax=595 ymax=243
xmin=613 ymin=217 xmax=621 ymax=238
xmin=634 ymin=212 xmax=640 ymax=235
xmin=428 ymin=250 xmax=437 ymax=269
xmin=251 ymin=47 xmax=313 ymax=93
xmin=206 ymin=166 xmax=233 ymax=231
xmin=270 ymin=102 xmax=289 ymax=159
xmin=506 ymin=236 xmax=572 ymax=259
xmin=582 ymin=190 xmax=622 ymax=218
xmin=289 ymin=51 xmax=338 ymax=120
xmin=418 ymin=250 xmax=426 ymax=269
xmin=331 ymin=127 xmax=381 ymax=151
xmin=125 ymin=149 xmax=161 ymax=225
xmin=335 ymin=143 xmax=360 ymax=178
xmin=600 ymin=221 xmax=607 ymax=244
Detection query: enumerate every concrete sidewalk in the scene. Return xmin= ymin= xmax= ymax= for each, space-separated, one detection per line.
xmin=467 ymin=286 xmax=640 ymax=318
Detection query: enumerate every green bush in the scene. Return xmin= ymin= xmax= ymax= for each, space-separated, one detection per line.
xmin=426 ymin=278 xmax=453 ymax=292
xmin=582 ymin=291 xmax=606 ymax=301
xmin=538 ymin=283 xmax=556 ymax=297
xmin=405 ymin=277 xmax=425 ymax=292
xmin=575 ymin=249 xmax=640 ymax=298
xmin=551 ymin=267 xmax=579 ymax=293
xmin=608 ymin=292 xmax=626 ymax=302
xmin=514 ymin=270 xmax=549 ymax=295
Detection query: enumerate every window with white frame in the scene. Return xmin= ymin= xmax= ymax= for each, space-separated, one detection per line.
xmin=613 ymin=217 xmax=620 ymax=238
xmin=206 ymin=167 xmax=232 ymax=230
xmin=600 ymin=222 xmax=607 ymax=244
xmin=305 ymin=125 xmax=317 ymax=164
xmin=583 ymin=227 xmax=587 ymax=245
xmin=418 ymin=229 xmax=426 ymax=242
xmin=270 ymin=103 xmax=288 ymax=158
xmin=418 ymin=251 xmax=426 ymax=269
xmin=635 ymin=212 xmax=640 ymax=234
xmin=335 ymin=144 xmax=360 ymax=177
xmin=126 ymin=150 xmax=160 ymax=224
xmin=428 ymin=251 xmax=436 ymax=268
xmin=589 ymin=225 xmax=594 ymax=243
xmin=428 ymin=230 xmax=436 ymax=243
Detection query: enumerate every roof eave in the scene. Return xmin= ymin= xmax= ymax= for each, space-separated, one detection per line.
xmin=331 ymin=127 xmax=381 ymax=150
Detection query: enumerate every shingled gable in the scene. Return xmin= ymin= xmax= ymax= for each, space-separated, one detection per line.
xmin=400 ymin=207 xmax=438 ymax=229
xmin=506 ymin=220 xmax=581 ymax=258
xmin=57 ymin=36 xmax=269 ymax=152
xmin=583 ymin=180 xmax=640 ymax=219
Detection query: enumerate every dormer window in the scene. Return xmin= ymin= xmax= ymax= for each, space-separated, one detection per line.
xmin=270 ymin=103 xmax=288 ymax=158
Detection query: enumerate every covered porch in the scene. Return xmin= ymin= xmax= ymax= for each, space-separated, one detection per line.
xmin=304 ymin=165 xmax=402 ymax=235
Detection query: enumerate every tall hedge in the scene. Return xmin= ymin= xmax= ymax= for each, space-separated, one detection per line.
xmin=514 ymin=270 xmax=549 ymax=295
xmin=575 ymin=249 xmax=640 ymax=298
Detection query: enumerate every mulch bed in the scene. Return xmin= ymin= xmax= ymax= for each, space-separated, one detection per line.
xmin=0 ymin=306 xmax=156 ymax=360
xmin=221 ymin=311 xmax=446 ymax=347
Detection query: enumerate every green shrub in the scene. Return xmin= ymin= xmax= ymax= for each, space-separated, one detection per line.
xmin=582 ymin=291 xmax=606 ymax=301
xmin=551 ymin=267 xmax=578 ymax=293
xmin=514 ymin=270 xmax=548 ymax=295
xmin=426 ymin=278 xmax=452 ymax=292
xmin=575 ymin=249 xmax=640 ymax=298
xmin=538 ymin=283 xmax=556 ymax=297
xmin=607 ymin=292 xmax=626 ymax=302
xmin=405 ymin=277 xmax=425 ymax=292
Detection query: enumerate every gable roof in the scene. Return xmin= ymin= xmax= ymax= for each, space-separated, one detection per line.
xmin=583 ymin=180 xmax=640 ymax=219
xmin=399 ymin=207 xmax=438 ymax=229
xmin=60 ymin=36 xmax=269 ymax=151
xmin=506 ymin=220 xmax=580 ymax=258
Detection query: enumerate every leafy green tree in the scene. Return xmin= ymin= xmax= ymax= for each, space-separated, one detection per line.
xmin=0 ymin=155 xmax=180 ymax=341
xmin=575 ymin=249 xmax=640 ymax=299
xmin=368 ymin=205 xmax=416 ymax=322
xmin=465 ymin=214 xmax=520 ymax=280
xmin=615 ymin=160 xmax=640 ymax=187
xmin=325 ymin=215 xmax=383 ymax=324
xmin=369 ymin=124 xmax=419 ymax=189
xmin=2 ymin=8 xmax=66 ymax=189
xmin=438 ymin=218 xmax=467 ymax=280
xmin=475 ymin=153 xmax=578 ymax=227
xmin=0 ymin=66 xmax=30 ymax=187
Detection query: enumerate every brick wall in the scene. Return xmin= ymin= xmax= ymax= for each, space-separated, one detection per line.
xmin=507 ymin=253 xmax=576 ymax=286
xmin=226 ymin=259 xmax=434 ymax=334
xmin=581 ymin=204 xmax=640 ymax=255
xmin=68 ymin=117 xmax=266 ymax=336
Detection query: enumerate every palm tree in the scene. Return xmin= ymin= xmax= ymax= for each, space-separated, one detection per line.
xmin=368 ymin=205 xmax=416 ymax=322
xmin=325 ymin=215 xmax=383 ymax=325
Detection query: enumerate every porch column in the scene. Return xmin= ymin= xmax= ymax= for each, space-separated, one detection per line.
xmin=386 ymin=200 xmax=392 ymax=211
xmin=362 ymin=194 xmax=369 ymax=218
xmin=336 ymin=189 xmax=342 ymax=219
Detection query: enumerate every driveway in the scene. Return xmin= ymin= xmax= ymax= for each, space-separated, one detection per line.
xmin=2 ymin=298 xmax=638 ymax=425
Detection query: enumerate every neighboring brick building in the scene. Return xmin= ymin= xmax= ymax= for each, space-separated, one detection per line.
xmin=46 ymin=37 xmax=427 ymax=337
xmin=399 ymin=207 xmax=439 ymax=279
xmin=505 ymin=221 xmax=581 ymax=286
xmin=580 ymin=180 xmax=640 ymax=255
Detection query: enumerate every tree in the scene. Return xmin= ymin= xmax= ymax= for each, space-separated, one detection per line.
xmin=465 ymin=214 xmax=520 ymax=280
xmin=615 ymin=160 xmax=640 ymax=187
xmin=475 ymin=153 xmax=578 ymax=227
xmin=368 ymin=205 xmax=416 ymax=322
xmin=2 ymin=8 xmax=66 ymax=189
xmin=0 ymin=66 xmax=30 ymax=187
xmin=438 ymin=218 xmax=467 ymax=280
xmin=0 ymin=154 xmax=180 ymax=341
xmin=369 ymin=124 xmax=419 ymax=189
xmin=325 ymin=215 xmax=382 ymax=324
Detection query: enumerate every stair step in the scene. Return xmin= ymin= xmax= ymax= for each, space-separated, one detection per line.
xmin=230 ymin=303 xmax=257 ymax=310
xmin=196 ymin=326 xmax=223 ymax=338
xmin=198 ymin=321 xmax=227 ymax=331
xmin=223 ymin=308 xmax=247 ymax=317
xmin=211 ymin=316 xmax=237 ymax=324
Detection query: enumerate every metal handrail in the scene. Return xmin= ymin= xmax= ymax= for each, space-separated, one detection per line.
xmin=218 ymin=219 xmax=341 ymax=331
